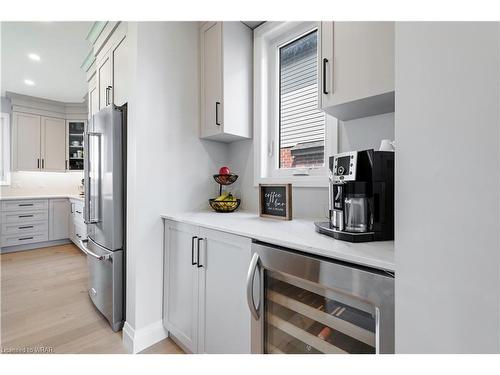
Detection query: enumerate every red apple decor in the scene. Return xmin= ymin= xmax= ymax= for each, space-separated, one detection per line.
xmin=219 ymin=166 xmax=231 ymax=175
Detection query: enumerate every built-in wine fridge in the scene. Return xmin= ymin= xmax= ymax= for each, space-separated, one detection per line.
xmin=246 ymin=242 xmax=394 ymax=354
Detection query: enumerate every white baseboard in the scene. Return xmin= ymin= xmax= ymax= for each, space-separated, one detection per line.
xmin=122 ymin=320 xmax=168 ymax=354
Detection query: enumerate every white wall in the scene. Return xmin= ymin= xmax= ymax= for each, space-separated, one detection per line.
xmin=0 ymin=171 xmax=83 ymax=196
xmin=338 ymin=112 xmax=394 ymax=153
xmin=228 ymin=112 xmax=394 ymax=219
xmin=1 ymin=96 xmax=11 ymax=114
xmin=395 ymin=22 xmax=500 ymax=353
xmin=125 ymin=22 xmax=228 ymax=352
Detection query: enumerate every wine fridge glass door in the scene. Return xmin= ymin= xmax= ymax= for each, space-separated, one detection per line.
xmin=264 ymin=270 xmax=376 ymax=354
xmin=249 ymin=242 xmax=394 ymax=354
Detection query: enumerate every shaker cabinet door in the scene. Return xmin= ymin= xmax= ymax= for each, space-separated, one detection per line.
xmin=49 ymin=199 xmax=70 ymax=240
xmin=201 ymin=22 xmax=223 ymax=138
xmin=41 ymin=116 xmax=66 ymax=172
xmin=13 ymin=112 xmax=41 ymax=171
xmin=89 ymin=85 xmax=99 ymax=119
xmin=111 ymin=34 xmax=129 ymax=106
xmin=320 ymin=21 xmax=395 ymax=120
xmin=198 ymin=228 xmax=252 ymax=354
xmin=163 ymin=221 xmax=200 ymax=353
xmin=98 ymin=54 xmax=112 ymax=110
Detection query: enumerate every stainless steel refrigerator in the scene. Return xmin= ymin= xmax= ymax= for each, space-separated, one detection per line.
xmin=80 ymin=105 xmax=125 ymax=332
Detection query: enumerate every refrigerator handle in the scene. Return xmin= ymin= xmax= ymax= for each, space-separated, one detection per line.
xmin=84 ymin=131 xmax=102 ymax=224
xmin=79 ymin=239 xmax=110 ymax=261
xmin=83 ymin=132 xmax=91 ymax=224
xmin=246 ymin=253 xmax=261 ymax=320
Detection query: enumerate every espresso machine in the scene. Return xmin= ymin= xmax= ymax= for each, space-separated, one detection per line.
xmin=315 ymin=149 xmax=394 ymax=242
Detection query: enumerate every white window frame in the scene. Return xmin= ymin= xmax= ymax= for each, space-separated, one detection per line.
xmin=0 ymin=112 xmax=11 ymax=186
xmin=254 ymin=21 xmax=337 ymax=188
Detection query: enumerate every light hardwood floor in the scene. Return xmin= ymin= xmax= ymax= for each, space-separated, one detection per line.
xmin=0 ymin=244 xmax=183 ymax=354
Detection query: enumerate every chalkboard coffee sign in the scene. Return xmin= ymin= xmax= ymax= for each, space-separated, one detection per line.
xmin=259 ymin=184 xmax=292 ymax=220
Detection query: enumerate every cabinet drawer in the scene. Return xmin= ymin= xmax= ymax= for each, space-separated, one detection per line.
xmin=1 ymin=232 xmax=49 ymax=247
xmin=1 ymin=199 xmax=48 ymax=212
xmin=71 ymin=201 xmax=85 ymax=222
xmin=74 ymin=222 xmax=87 ymax=241
xmin=1 ymin=221 xmax=48 ymax=236
xmin=1 ymin=210 xmax=48 ymax=224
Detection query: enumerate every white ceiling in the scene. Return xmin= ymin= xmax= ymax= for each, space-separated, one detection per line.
xmin=1 ymin=22 xmax=93 ymax=103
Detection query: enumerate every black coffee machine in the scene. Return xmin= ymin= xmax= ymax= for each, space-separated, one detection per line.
xmin=315 ymin=149 xmax=394 ymax=242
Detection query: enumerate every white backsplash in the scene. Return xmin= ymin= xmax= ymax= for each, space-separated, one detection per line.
xmin=0 ymin=171 xmax=84 ymax=197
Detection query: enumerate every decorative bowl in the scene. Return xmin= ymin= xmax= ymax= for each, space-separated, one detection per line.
xmin=213 ymin=174 xmax=238 ymax=185
xmin=209 ymin=198 xmax=241 ymax=213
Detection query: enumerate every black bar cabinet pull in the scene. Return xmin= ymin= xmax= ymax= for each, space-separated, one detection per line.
xmin=41 ymin=159 xmax=45 ymax=169
xmin=322 ymin=58 xmax=329 ymax=95
xmin=19 ymin=215 xmax=34 ymax=218
xmin=19 ymin=225 xmax=34 ymax=229
xmin=197 ymin=238 xmax=204 ymax=268
xmin=18 ymin=203 xmax=33 ymax=207
xmin=191 ymin=236 xmax=198 ymax=265
xmin=37 ymin=158 xmax=40 ymax=169
xmin=19 ymin=237 xmax=34 ymax=241
xmin=215 ymin=102 xmax=221 ymax=126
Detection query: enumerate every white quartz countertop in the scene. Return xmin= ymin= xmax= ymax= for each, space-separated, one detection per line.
xmin=0 ymin=194 xmax=84 ymax=201
xmin=161 ymin=211 xmax=395 ymax=272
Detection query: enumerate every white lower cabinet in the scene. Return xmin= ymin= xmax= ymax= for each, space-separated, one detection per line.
xmin=198 ymin=227 xmax=251 ymax=354
xmin=48 ymin=199 xmax=70 ymax=240
xmin=0 ymin=199 xmax=49 ymax=247
xmin=0 ymin=198 xmax=86 ymax=251
xmin=163 ymin=220 xmax=251 ymax=353
xmin=163 ymin=221 xmax=200 ymax=353
xmin=69 ymin=198 xmax=87 ymax=249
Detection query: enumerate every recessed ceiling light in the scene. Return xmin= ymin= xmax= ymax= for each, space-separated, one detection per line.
xmin=24 ymin=79 xmax=35 ymax=86
xmin=28 ymin=53 xmax=41 ymax=61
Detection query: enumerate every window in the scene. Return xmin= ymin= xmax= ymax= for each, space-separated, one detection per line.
xmin=0 ymin=112 xmax=11 ymax=185
xmin=254 ymin=22 xmax=337 ymax=187
xmin=279 ymin=30 xmax=326 ymax=170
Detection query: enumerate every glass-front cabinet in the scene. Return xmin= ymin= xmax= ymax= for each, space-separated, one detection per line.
xmin=66 ymin=120 xmax=85 ymax=171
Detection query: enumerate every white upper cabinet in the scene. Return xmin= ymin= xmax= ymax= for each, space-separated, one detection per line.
xmin=202 ymin=22 xmax=223 ymax=139
xmin=90 ymin=22 xmax=129 ymax=112
xmin=97 ymin=54 xmax=112 ymax=110
xmin=13 ymin=112 xmax=41 ymax=171
xmin=320 ymin=22 xmax=395 ymax=121
xmin=88 ymin=74 xmax=99 ymax=119
xmin=9 ymin=92 xmax=87 ymax=173
xmin=41 ymin=116 xmax=66 ymax=172
xmin=200 ymin=22 xmax=252 ymax=142
xmin=111 ymin=34 xmax=129 ymax=107
xmin=13 ymin=113 xmax=66 ymax=172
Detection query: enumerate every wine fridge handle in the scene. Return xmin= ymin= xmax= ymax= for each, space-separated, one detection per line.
xmin=246 ymin=253 xmax=261 ymax=320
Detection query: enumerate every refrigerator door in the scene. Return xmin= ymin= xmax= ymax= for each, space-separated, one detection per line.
xmin=247 ymin=242 xmax=394 ymax=354
xmin=84 ymin=105 xmax=123 ymax=251
xmin=83 ymin=237 xmax=124 ymax=332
